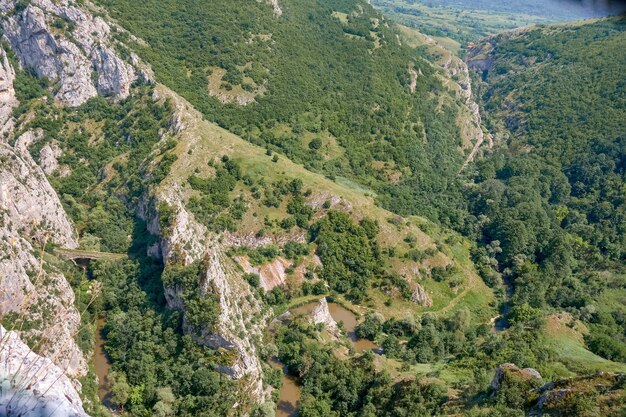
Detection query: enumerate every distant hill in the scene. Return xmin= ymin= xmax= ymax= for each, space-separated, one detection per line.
xmin=372 ymin=0 xmax=625 ymax=44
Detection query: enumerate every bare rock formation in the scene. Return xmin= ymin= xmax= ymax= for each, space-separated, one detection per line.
xmin=38 ymin=142 xmax=62 ymax=175
xmin=0 ymin=130 xmax=86 ymax=377
xmin=491 ymin=363 xmax=542 ymax=390
xmin=0 ymin=46 xmax=17 ymax=135
xmin=1 ymin=0 xmax=141 ymax=107
xmin=234 ymin=255 xmax=308 ymax=292
xmin=258 ymin=0 xmax=282 ymax=16
xmin=0 ymin=325 xmax=90 ymax=417
xmin=411 ymin=283 xmax=433 ymax=307
xmin=311 ymin=298 xmax=341 ymax=338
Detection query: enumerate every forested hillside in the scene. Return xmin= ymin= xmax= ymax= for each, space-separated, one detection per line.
xmin=465 ymin=17 xmax=626 ymax=366
xmin=97 ymin=0 xmax=476 ymax=223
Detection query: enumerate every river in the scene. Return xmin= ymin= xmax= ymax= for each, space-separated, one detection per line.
xmin=275 ymin=301 xmax=379 ymax=416
xmin=94 ymin=318 xmax=113 ymax=406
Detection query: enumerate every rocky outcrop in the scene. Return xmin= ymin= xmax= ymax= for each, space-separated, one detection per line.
xmin=258 ymin=0 xmax=282 ymax=17
xmin=311 ymin=298 xmax=341 ymax=338
xmin=0 ymin=46 xmax=17 ymax=135
xmin=535 ymin=372 xmax=624 ymax=413
xmin=0 ymin=130 xmax=86 ymax=378
xmin=466 ymin=37 xmax=497 ymax=74
xmin=491 ymin=363 xmax=541 ymax=390
xmin=192 ymin=247 xmax=266 ymax=392
xmin=411 ymin=283 xmax=432 ymax=307
xmin=38 ymin=142 xmax=62 ymax=175
xmin=0 ymin=325 xmax=90 ymax=417
xmin=234 ymin=255 xmax=314 ymax=292
xmin=408 ymin=66 xmax=420 ymax=94
xmin=1 ymin=0 xmax=141 ymax=107
xmin=141 ymin=91 xmax=269 ymax=401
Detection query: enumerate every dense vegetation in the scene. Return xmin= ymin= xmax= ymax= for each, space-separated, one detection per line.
xmin=4 ymin=1 xmax=626 ymax=416
xmin=466 ymin=18 xmax=626 ymax=359
xmin=274 ymin=311 xmax=615 ymax=416
xmin=310 ymin=211 xmax=381 ymax=301
xmin=94 ymin=252 xmax=239 ymax=416
xmin=97 ymin=0 xmax=470 ymax=224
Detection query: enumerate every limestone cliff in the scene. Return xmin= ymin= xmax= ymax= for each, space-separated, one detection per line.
xmin=0 ymin=325 xmax=89 ymax=417
xmin=0 ymin=47 xmax=17 ymax=134
xmin=0 ymin=129 xmax=87 ymax=377
xmin=311 ymin=298 xmax=341 ymax=339
xmin=0 ymin=0 xmax=143 ymax=386
xmin=143 ymin=86 xmax=270 ymax=401
xmin=1 ymin=0 xmax=144 ymax=107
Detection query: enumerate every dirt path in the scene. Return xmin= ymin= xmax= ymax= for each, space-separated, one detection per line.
xmin=460 ymin=132 xmax=485 ymax=171
xmin=434 ymin=265 xmax=481 ymax=315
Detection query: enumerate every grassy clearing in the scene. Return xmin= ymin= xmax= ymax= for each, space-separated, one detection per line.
xmin=544 ymin=313 xmax=626 ymax=373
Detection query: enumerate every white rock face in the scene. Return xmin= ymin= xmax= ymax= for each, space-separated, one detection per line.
xmin=0 ymin=325 xmax=90 ymax=417
xmin=0 ymin=46 xmax=17 ymax=135
xmin=38 ymin=142 xmax=62 ymax=175
xmin=258 ymin=0 xmax=282 ymax=16
xmin=411 ymin=283 xmax=432 ymax=307
xmin=311 ymin=298 xmax=341 ymax=338
xmin=1 ymin=0 xmax=139 ymax=107
xmin=0 ymin=131 xmax=86 ymax=377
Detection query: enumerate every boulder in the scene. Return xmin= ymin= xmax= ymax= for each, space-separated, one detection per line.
xmin=491 ymin=363 xmax=542 ymax=390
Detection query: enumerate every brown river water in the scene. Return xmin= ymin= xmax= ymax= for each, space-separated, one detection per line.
xmin=93 ymin=302 xmax=375 ymax=416
xmin=94 ymin=318 xmax=113 ymax=406
xmin=277 ymin=301 xmax=379 ymax=416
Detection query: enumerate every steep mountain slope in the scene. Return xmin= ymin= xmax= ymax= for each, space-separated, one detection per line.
xmin=0 ymin=1 xmax=495 ymax=415
xmin=136 ymin=82 xmax=495 ymax=408
xmin=95 ymin=0 xmax=484 ymax=223
xmin=0 ymin=325 xmax=89 ymax=417
xmin=0 ymin=0 xmax=156 ymax=415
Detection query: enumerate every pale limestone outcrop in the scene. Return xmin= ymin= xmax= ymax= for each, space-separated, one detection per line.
xmin=1 ymin=0 xmax=140 ymax=107
xmin=38 ymin=142 xmax=62 ymax=175
xmin=0 ymin=325 xmax=90 ymax=417
xmin=0 ymin=131 xmax=86 ymax=378
xmin=411 ymin=283 xmax=432 ymax=307
xmin=311 ymin=298 xmax=341 ymax=338
xmin=2 ymin=131 xmax=76 ymax=248
xmin=235 ymin=256 xmax=289 ymax=292
xmin=258 ymin=0 xmax=282 ymax=17
xmin=0 ymin=46 xmax=17 ymax=135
